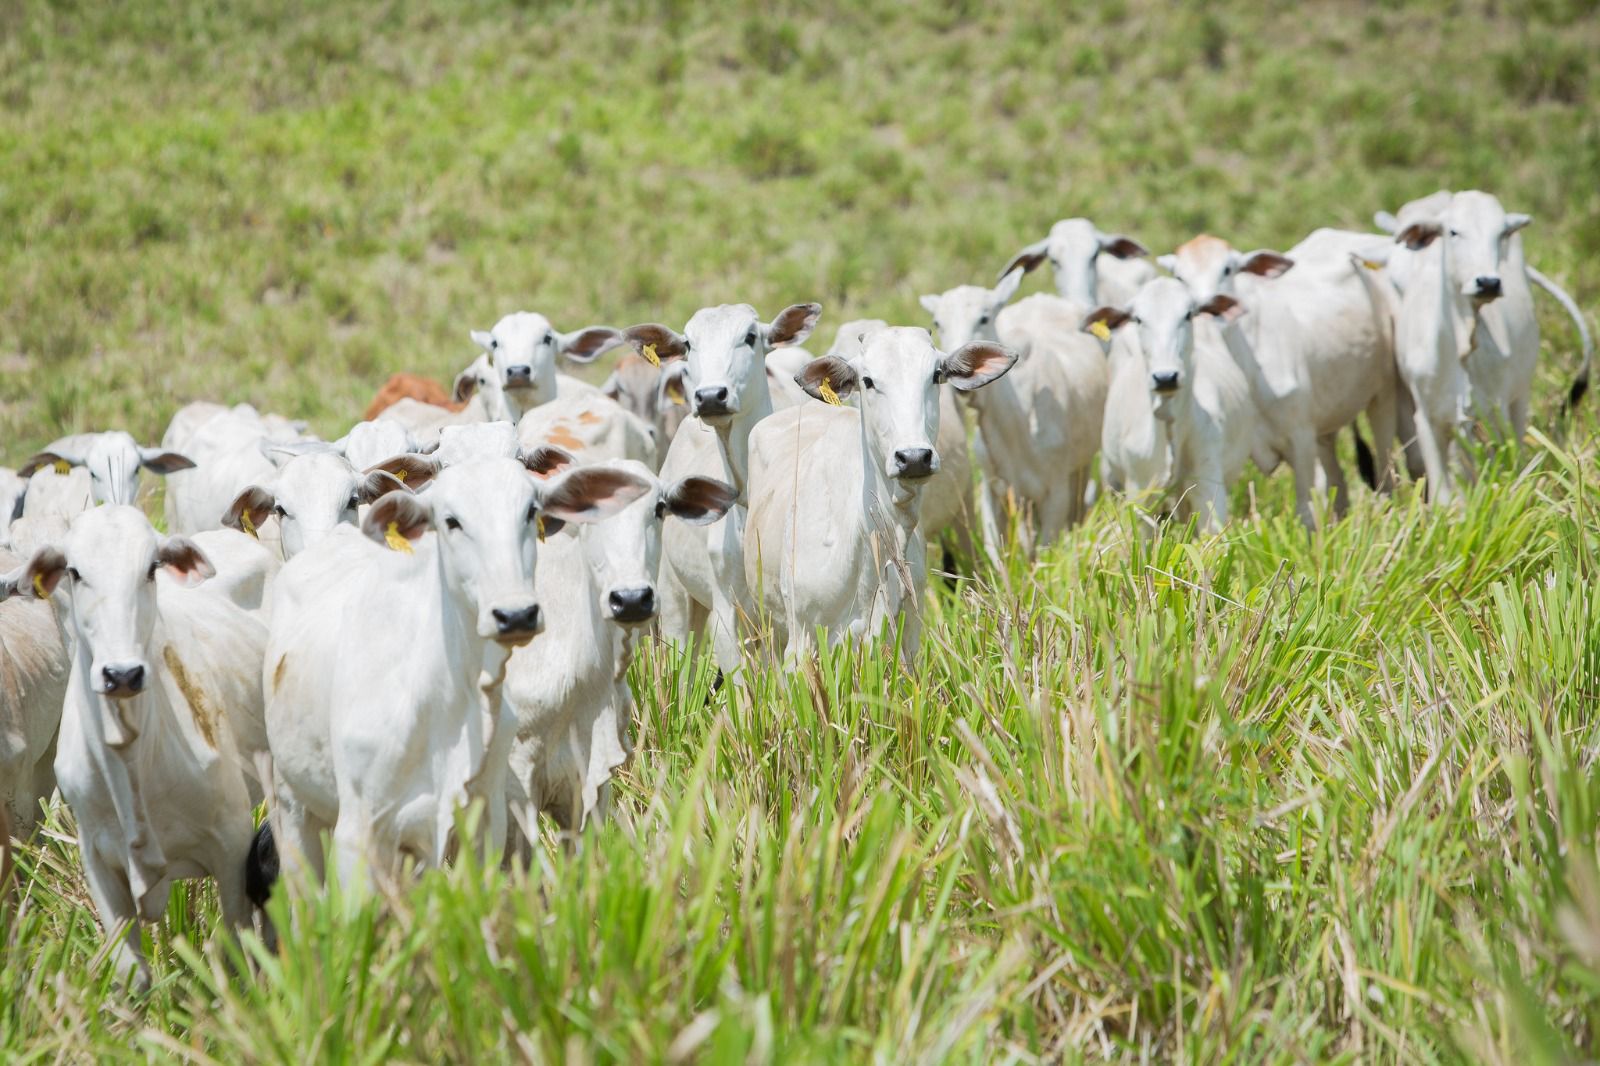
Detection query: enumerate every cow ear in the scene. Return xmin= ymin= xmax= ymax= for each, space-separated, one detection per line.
xmin=1396 ymin=222 xmax=1443 ymax=251
xmin=520 ymin=444 xmax=578 ymax=478
xmin=658 ymin=362 xmax=689 ymax=407
xmin=157 ymin=536 xmax=215 ymax=586
xmin=23 ymin=546 xmax=68 ymax=599
xmin=18 ymin=452 xmax=73 ymax=478
xmin=537 ymin=467 xmax=652 ymax=524
xmin=359 ymin=469 xmax=407 ymax=502
xmin=919 ymin=294 xmax=942 ymax=316
xmin=1082 ymin=306 xmax=1133 ymax=335
xmin=664 ymin=476 xmax=737 ymax=526
xmin=365 ymin=454 xmax=439 ymax=492
xmin=1099 ymin=234 xmax=1149 ymax=259
xmin=470 ymin=329 xmax=495 ymax=351
xmin=223 ymin=486 xmax=276 ymax=537
xmin=1374 ymin=210 xmax=1400 ymax=235
xmin=765 ymin=302 xmax=822 ymax=348
xmin=1156 ymin=253 xmax=1178 ymax=274
xmin=796 ymin=356 xmax=861 ymax=402
xmin=599 ymin=373 xmax=623 ymax=401
xmin=940 ymin=342 xmax=1018 ymax=392
xmin=623 ymin=324 xmax=688 ymax=363
xmin=1238 ymin=251 xmax=1294 ymax=277
xmin=1504 ymin=212 xmax=1532 ymax=235
xmin=453 ymin=356 xmax=487 ymax=403
xmin=993 ymin=266 xmax=1025 ymax=304
xmin=362 ymin=491 xmax=431 ymax=548
xmin=558 ymin=326 xmax=624 ymax=364
xmin=139 ymin=448 xmax=196 ymax=474
xmin=1198 ymin=294 xmax=1245 ymax=322
xmin=998 ymin=238 xmax=1049 ymax=281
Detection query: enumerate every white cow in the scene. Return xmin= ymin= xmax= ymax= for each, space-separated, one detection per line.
xmin=625 ymin=301 xmax=821 ymax=669
xmin=335 ymin=420 xmax=421 ymax=472
xmin=921 ymin=270 xmax=1109 ymax=555
xmin=1086 ymin=280 xmax=1270 ymax=531
xmin=999 ymin=217 xmax=1157 ymax=307
xmin=504 ymin=456 xmax=734 ymax=834
xmin=1374 ymin=190 xmax=1595 ymax=445
xmin=459 ymin=312 xmax=624 ymax=425
xmin=163 ymin=403 xmax=315 ymax=543
xmin=262 ymin=458 xmax=651 ymax=891
xmin=0 ymin=550 xmax=69 ymax=838
xmin=517 ymin=391 xmax=659 ymax=468
xmin=1157 ymin=232 xmax=1398 ymax=524
xmin=222 ymin=445 xmax=407 ymax=559
xmin=375 ymin=393 xmax=489 ymax=446
xmin=745 ymin=328 xmax=1016 ymax=662
xmin=20 ymin=431 xmax=194 ymax=519
xmin=14 ymin=507 xmax=265 ymax=991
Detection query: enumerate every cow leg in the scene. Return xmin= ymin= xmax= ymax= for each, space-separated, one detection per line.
xmin=1318 ymin=435 xmax=1351 ymax=519
xmin=1365 ymin=387 xmax=1399 ymax=494
xmin=1395 ymin=390 xmax=1427 ymax=481
xmin=976 ymin=478 xmax=1007 ymax=569
xmin=1287 ymin=431 xmax=1320 ymax=529
xmin=81 ymin=850 xmax=150 ymax=994
xmin=270 ymin=779 xmax=327 ymax=890
xmin=706 ymin=586 xmax=744 ymax=672
xmin=1509 ymin=394 xmax=1531 ymax=446
xmin=1409 ymin=403 xmax=1456 ymax=505
xmin=656 ymin=558 xmax=695 ymax=645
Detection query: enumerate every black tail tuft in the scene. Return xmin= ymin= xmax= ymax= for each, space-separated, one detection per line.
xmin=1353 ymin=428 xmax=1377 ymax=491
xmin=940 ymin=545 xmax=959 ymax=591
xmin=1568 ymin=372 xmax=1589 ymax=412
xmin=245 ymin=821 xmax=278 ymax=908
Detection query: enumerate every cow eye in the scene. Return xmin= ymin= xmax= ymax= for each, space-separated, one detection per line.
xmin=525 ymin=504 xmax=539 ymax=525
xmin=66 ymin=567 xmax=81 ymax=582
xmin=273 ymin=504 xmax=288 ymax=519
xmin=490 ymin=338 xmax=499 ymax=349
xmin=977 ymin=314 xmax=989 ymax=325
xmin=861 ymin=376 xmax=875 ymax=390
xmin=654 ymin=499 xmax=668 ymax=519
xmin=744 ymin=328 xmax=758 ymax=346
xmin=1448 ymin=228 xmax=1461 ymax=238
xmin=444 ymin=516 xmax=461 ymax=532
xmin=345 ymin=495 xmax=360 ymax=510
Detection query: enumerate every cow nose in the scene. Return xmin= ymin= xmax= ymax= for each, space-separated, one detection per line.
xmin=492 ymin=604 xmax=543 ymax=637
xmin=101 ymin=663 xmax=146 ymax=696
xmin=1152 ymin=370 xmax=1181 ymax=393
xmin=505 ymin=365 xmax=534 ymax=385
xmin=892 ymin=448 xmax=937 ymax=478
xmin=608 ymin=586 xmax=657 ymax=623
xmin=694 ymin=386 xmax=731 ymax=416
xmin=1474 ymin=276 xmax=1502 ymax=298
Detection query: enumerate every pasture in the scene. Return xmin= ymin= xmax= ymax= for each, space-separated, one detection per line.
xmin=2 ymin=0 xmax=1599 ymax=1060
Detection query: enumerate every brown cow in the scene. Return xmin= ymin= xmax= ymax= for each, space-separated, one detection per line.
xmin=364 ymin=373 xmax=465 ymax=421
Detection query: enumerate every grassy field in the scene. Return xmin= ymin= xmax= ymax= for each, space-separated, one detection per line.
xmin=3 ymin=0 xmax=1600 ymax=1060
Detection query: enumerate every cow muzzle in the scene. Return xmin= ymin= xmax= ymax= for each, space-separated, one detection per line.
xmin=1151 ymin=370 xmax=1182 ymax=394
xmin=100 ymin=660 xmax=148 ymax=698
xmin=891 ymin=447 xmax=938 ymax=480
xmin=1470 ymin=276 xmax=1502 ymax=301
xmin=607 ymin=586 xmax=657 ymax=624
xmin=490 ymin=603 xmax=544 ymax=644
xmin=504 ymin=365 xmax=535 ymax=387
xmin=693 ymin=386 xmax=735 ymax=420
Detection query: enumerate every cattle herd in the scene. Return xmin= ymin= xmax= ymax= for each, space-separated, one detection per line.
xmin=0 ymin=188 xmax=1591 ymax=992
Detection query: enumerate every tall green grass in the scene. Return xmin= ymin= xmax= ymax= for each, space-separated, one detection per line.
xmin=3 ymin=0 xmax=1599 ymax=1061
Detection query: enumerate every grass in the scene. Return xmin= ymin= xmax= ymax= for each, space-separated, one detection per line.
xmin=2 ymin=0 xmax=1599 ymax=1061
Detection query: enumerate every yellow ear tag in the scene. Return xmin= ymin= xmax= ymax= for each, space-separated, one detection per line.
xmin=640 ymin=343 xmax=661 ymax=368
xmin=32 ymin=573 xmax=47 ymax=598
xmin=665 ymin=377 xmax=685 ymax=405
xmin=819 ymin=379 xmax=842 ymax=406
xmin=240 ymin=510 xmax=258 ymax=539
xmin=1360 ymin=259 xmax=1383 ymax=271
xmin=392 ymin=468 xmax=408 ymax=483
xmin=537 ymin=514 xmax=547 ymax=541
xmin=52 ymin=459 xmax=71 ymax=475
xmin=385 ymin=521 xmax=414 ymax=554
xmin=1089 ymin=320 xmax=1112 ymax=342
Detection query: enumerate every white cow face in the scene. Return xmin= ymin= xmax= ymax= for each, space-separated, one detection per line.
xmin=919 ymin=269 xmax=1024 ymax=351
xmin=460 ymin=312 xmax=625 ymax=422
xmin=20 ymin=431 xmax=194 ymax=507
xmin=1157 ymin=235 xmax=1294 ymax=306
xmin=570 ymin=459 xmax=735 ymax=626
xmin=1392 ymin=191 xmax=1530 ymax=303
xmin=798 ymin=327 xmax=1017 ymax=481
xmin=1085 ymin=279 xmax=1242 ymax=418
xmin=225 ymin=448 xmax=404 ymax=558
xmin=624 ymin=302 xmax=820 ymax=426
xmin=1000 ymin=218 xmax=1150 ymax=307
xmin=363 ymin=457 xmax=651 ymax=643
xmin=24 ymin=505 xmax=213 ymax=701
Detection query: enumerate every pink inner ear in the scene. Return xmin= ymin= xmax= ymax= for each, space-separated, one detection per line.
xmin=161 ymin=561 xmax=210 ymax=588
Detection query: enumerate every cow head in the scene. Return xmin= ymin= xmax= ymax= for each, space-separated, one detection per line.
xmin=1157 ymin=234 xmax=1294 ymax=307
xmin=798 ymin=327 xmax=1016 ymax=482
xmin=459 ymin=312 xmax=626 ymax=423
xmin=1085 ymin=278 xmax=1242 ymax=421
xmin=1000 ymin=218 xmax=1150 ymax=307
xmin=224 ymin=446 xmax=406 ymax=558
xmin=920 ymin=268 xmax=1025 ymax=351
xmin=1386 ymin=190 xmax=1530 ymax=304
xmin=20 ymin=431 xmax=195 ymax=507
xmin=361 ymin=456 xmax=651 ymax=644
xmin=623 ymin=302 xmax=821 ymax=426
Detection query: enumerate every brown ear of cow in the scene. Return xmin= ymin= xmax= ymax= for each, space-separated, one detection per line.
xmin=561 ymin=326 xmax=625 ymax=363
xmin=362 ymin=491 xmax=431 ymax=547
xmin=538 ymin=467 xmax=652 ymax=523
xmin=17 ymin=452 xmax=71 ymax=479
xmin=665 ymin=476 xmax=738 ymax=526
xmin=365 ymin=454 xmax=440 ymax=492
xmin=520 ymin=444 xmax=578 ymax=479
xmin=222 ymin=486 xmax=276 ymax=536
xmin=453 ymin=367 xmax=481 ymax=404
xmin=1239 ymin=250 xmax=1295 ymax=278
xmin=1198 ymin=294 xmax=1245 ymax=322
xmin=766 ymin=302 xmax=822 ymax=348
xmin=1102 ymin=235 xmax=1150 ymax=259
xmin=1082 ymin=306 xmax=1133 ymax=334
xmin=795 ymin=356 xmax=860 ymax=402
xmin=997 ymin=241 xmax=1049 ymax=281
xmin=623 ymin=324 xmax=689 ymax=362
xmin=23 ymin=546 xmax=68 ymax=599
xmin=157 ymin=536 xmax=216 ymax=586
xmin=140 ymin=450 xmax=197 ymax=474
xmin=1396 ymin=223 xmax=1443 ymax=252
xmin=940 ymin=342 xmax=1018 ymax=392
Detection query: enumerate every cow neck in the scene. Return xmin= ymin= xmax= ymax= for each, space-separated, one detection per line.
xmin=855 ymin=406 xmax=923 ymax=550
xmin=709 ymin=369 xmax=773 ymax=502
